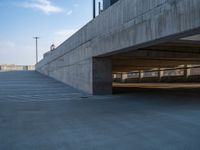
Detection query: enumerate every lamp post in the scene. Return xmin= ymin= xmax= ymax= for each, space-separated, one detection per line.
xmin=33 ymin=37 xmax=40 ymax=64
xmin=93 ymin=0 xmax=96 ymax=18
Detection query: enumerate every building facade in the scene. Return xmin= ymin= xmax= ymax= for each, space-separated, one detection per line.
xmin=0 ymin=64 xmax=35 ymax=71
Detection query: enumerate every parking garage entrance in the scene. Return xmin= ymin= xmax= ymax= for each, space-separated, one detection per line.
xmin=111 ymin=34 xmax=200 ymax=94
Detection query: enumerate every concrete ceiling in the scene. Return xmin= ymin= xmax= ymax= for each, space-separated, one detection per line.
xmin=112 ymin=34 xmax=200 ymax=72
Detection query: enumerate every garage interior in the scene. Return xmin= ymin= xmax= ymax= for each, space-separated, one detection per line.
xmin=111 ymin=34 xmax=200 ymax=93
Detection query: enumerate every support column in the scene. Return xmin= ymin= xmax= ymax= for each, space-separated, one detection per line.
xmin=122 ymin=73 xmax=128 ymax=83
xmin=184 ymin=64 xmax=191 ymax=81
xmin=113 ymin=74 xmax=117 ymax=79
xmin=93 ymin=58 xmax=112 ymax=95
xmin=139 ymin=70 xmax=144 ymax=82
xmin=158 ymin=68 xmax=164 ymax=82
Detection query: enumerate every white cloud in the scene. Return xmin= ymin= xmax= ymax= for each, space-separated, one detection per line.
xmin=20 ymin=0 xmax=63 ymax=14
xmin=66 ymin=10 xmax=73 ymax=16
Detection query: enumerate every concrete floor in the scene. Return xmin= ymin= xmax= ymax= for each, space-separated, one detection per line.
xmin=113 ymin=82 xmax=200 ymax=89
xmin=1 ymin=71 xmax=200 ymax=150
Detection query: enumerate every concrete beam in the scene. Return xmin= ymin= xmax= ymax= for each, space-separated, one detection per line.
xmin=112 ymin=49 xmax=200 ymax=59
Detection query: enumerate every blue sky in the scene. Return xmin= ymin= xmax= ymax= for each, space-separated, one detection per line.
xmin=0 ymin=0 xmax=96 ymax=65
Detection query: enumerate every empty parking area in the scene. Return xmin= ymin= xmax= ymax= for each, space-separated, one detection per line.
xmin=0 ymin=71 xmax=200 ymax=150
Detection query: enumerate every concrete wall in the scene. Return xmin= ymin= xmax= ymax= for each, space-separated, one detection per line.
xmin=36 ymin=0 xmax=200 ymax=94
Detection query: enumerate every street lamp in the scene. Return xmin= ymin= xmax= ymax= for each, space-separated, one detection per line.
xmin=33 ymin=37 xmax=40 ymax=64
xmin=93 ymin=0 xmax=96 ymax=18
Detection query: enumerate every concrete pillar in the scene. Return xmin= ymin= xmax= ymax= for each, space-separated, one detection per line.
xmin=158 ymin=68 xmax=164 ymax=82
xmin=122 ymin=73 xmax=128 ymax=82
xmin=115 ymin=73 xmax=122 ymax=79
xmin=139 ymin=70 xmax=144 ymax=82
xmin=93 ymin=58 xmax=112 ymax=95
xmin=113 ymin=74 xmax=117 ymax=79
xmin=184 ymin=64 xmax=191 ymax=81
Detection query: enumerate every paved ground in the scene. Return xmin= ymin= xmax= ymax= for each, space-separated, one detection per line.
xmin=1 ymin=71 xmax=200 ymax=150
